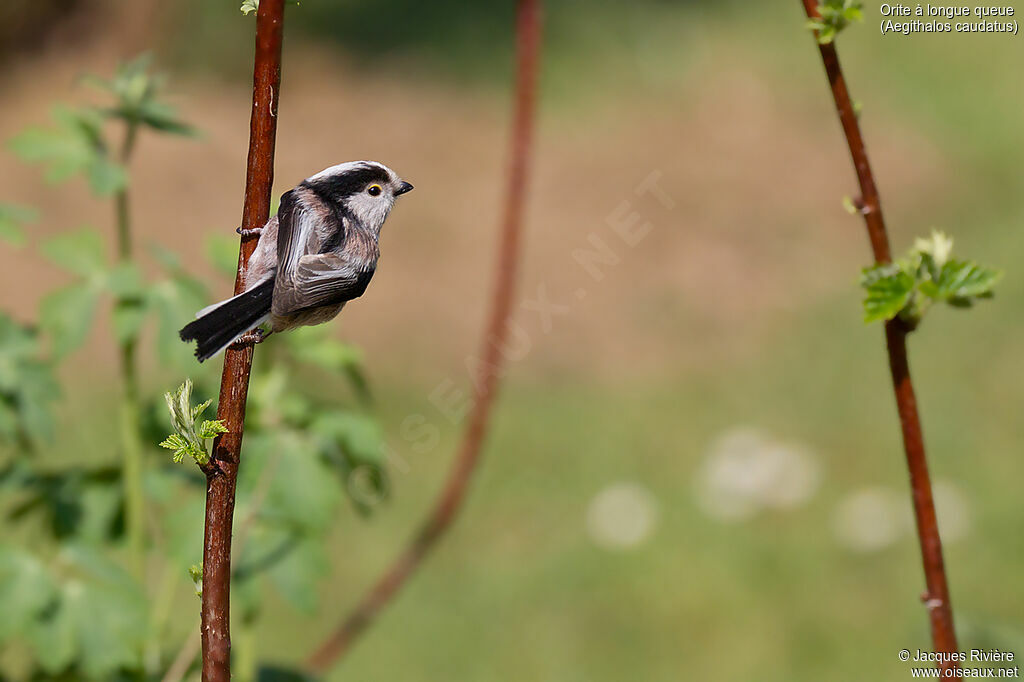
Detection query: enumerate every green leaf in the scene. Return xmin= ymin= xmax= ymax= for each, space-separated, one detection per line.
xmin=0 ymin=314 xmax=59 ymax=447
xmin=861 ymin=265 xmax=915 ymax=324
xmin=198 ymin=419 xmax=228 ymax=439
xmin=135 ymin=100 xmax=197 ymax=137
xmin=87 ymin=156 xmax=128 ymax=195
xmin=205 ymin=233 xmax=242 ymax=277
xmin=148 ymin=269 xmax=209 ymax=364
xmin=160 ymin=379 xmax=216 ymax=466
xmin=112 ymin=301 xmax=148 ymax=344
xmin=242 ymin=0 xmax=299 ymax=14
xmin=50 ymin=546 xmax=148 ymax=678
xmin=26 ymin=583 xmax=78 ymax=674
xmin=923 ymin=260 xmax=1002 ymax=302
xmin=39 ymin=284 xmax=102 ymax=357
xmin=264 ymin=432 xmax=341 ymax=531
xmin=189 ymin=563 xmax=203 ymax=596
xmin=267 ymin=536 xmax=328 ymax=613
xmin=9 ymin=106 xmax=115 ymax=192
xmin=41 ymin=228 xmax=107 ymax=277
xmin=191 ymin=398 xmax=213 ymax=421
xmin=809 ymin=0 xmax=864 ymax=43
xmin=0 ymin=202 xmax=37 ymax=247
xmin=0 ymin=545 xmax=57 ymax=640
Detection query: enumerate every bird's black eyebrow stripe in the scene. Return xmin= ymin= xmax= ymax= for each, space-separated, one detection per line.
xmin=301 ymin=165 xmax=391 ymax=202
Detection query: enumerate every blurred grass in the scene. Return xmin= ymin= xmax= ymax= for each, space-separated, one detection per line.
xmin=7 ymin=0 xmax=1024 ymax=679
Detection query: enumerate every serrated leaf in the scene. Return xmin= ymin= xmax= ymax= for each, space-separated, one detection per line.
xmin=199 ymin=419 xmax=228 ymax=439
xmin=159 ymin=433 xmax=188 ymax=451
xmin=930 ymin=260 xmax=1002 ymax=301
xmin=191 ymin=398 xmax=213 ymax=421
xmin=862 ymin=268 xmax=915 ymax=324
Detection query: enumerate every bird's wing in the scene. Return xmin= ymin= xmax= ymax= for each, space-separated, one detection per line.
xmin=272 ymin=191 xmax=373 ymax=316
xmin=275 ymin=189 xmax=329 ymax=277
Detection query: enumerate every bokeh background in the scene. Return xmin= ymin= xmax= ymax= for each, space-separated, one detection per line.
xmin=2 ymin=1 xmax=1022 ymax=680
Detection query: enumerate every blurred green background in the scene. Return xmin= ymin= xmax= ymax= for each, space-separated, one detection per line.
xmin=1 ymin=1 xmax=1022 ymax=680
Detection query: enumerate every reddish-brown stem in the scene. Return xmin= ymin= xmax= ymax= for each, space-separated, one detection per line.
xmin=304 ymin=0 xmax=543 ymax=672
xmin=199 ymin=2 xmax=284 ymax=680
xmin=800 ymin=0 xmax=958 ymax=673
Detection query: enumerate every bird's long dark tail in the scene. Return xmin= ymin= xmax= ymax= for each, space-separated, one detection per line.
xmin=179 ymin=278 xmax=274 ymax=362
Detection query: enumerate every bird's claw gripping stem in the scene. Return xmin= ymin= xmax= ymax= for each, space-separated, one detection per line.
xmin=229 ymin=328 xmax=270 ymax=349
xmin=236 ymin=225 xmax=263 ymax=238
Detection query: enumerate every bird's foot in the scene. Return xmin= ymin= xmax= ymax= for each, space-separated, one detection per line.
xmin=230 ymin=328 xmax=271 ymax=349
xmin=236 ymin=225 xmax=264 ymax=238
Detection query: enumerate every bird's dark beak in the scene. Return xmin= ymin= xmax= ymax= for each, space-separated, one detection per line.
xmin=395 ymin=181 xmax=414 ymax=196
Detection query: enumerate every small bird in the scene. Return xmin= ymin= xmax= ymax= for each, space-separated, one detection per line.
xmin=180 ymin=161 xmax=413 ymax=362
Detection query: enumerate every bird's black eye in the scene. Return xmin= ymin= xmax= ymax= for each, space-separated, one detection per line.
xmin=367 ymin=184 xmax=382 ymax=197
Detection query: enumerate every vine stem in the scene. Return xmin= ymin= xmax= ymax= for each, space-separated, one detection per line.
xmin=199 ymin=1 xmax=284 ymax=680
xmin=799 ymin=1 xmax=959 ymax=673
xmin=304 ymin=0 xmax=543 ymax=671
xmin=115 ymin=120 xmax=145 ymax=579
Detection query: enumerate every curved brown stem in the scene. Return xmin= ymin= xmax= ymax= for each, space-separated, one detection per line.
xmin=800 ymin=0 xmax=958 ymax=673
xmin=304 ymin=0 xmax=544 ymax=672
xmin=200 ymin=1 xmax=285 ymax=680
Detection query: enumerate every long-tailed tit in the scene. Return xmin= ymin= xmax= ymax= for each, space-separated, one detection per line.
xmin=180 ymin=161 xmax=413 ymax=362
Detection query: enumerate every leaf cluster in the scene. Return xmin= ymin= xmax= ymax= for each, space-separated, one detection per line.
xmin=8 ymin=54 xmax=193 ymax=196
xmin=0 ymin=543 xmax=149 ymax=679
xmin=159 ymin=379 xmax=227 ymax=467
xmin=807 ymin=0 xmax=864 ymax=44
xmin=860 ymin=231 xmax=1001 ymax=327
xmin=240 ymin=0 xmax=301 ymax=16
xmin=35 ymin=229 xmax=208 ymax=361
xmin=0 ymin=315 xmax=59 ymax=450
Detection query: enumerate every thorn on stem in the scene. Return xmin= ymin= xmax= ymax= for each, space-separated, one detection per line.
xmin=852 ymin=196 xmax=873 ymax=215
xmin=921 ymin=592 xmax=944 ymax=610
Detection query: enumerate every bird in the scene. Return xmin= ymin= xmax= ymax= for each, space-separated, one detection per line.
xmin=180 ymin=160 xmax=413 ymax=362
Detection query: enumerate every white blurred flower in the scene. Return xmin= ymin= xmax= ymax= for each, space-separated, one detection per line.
xmin=832 ymin=487 xmax=912 ymax=553
xmin=933 ymin=480 xmax=972 ymax=544
xmin=693 ymin=428 xmax=821 ymax=522
xmin=832 ymin=481 xmax=972 ymax=553
xmin=585 ymin=482 xmax=659 ymax=550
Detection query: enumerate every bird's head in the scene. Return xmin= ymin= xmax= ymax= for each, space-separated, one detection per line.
xmin=302 ymin=160 xmax=414 ymax=233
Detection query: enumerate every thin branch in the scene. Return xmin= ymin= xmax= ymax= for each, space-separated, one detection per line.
xmin=304 ymin=0 xmax=544 ymax=671
xmin=160 ymin=450 xmax=284 ymax=682
xmin=200 ymin=2 xmax=285 ymax=680
xmin=799 ymin=0 xmax=959 ymax=673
